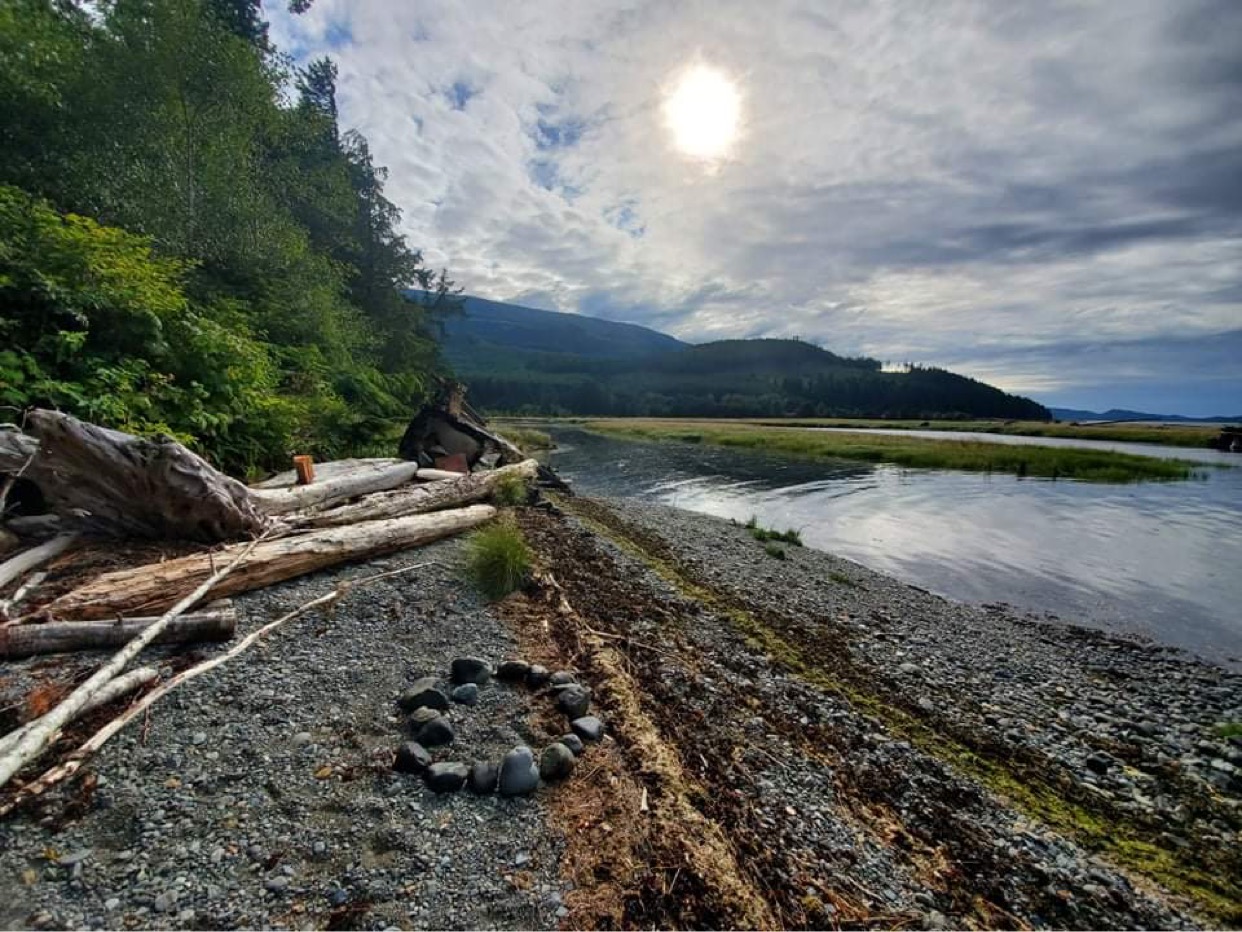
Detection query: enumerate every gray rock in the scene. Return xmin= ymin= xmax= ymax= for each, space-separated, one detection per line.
xmin=499 ymin=746 xmax=540 ymax=796
xmin=416 ymin=716 xmax=455 ymax=747
xmin=191 ymin=731 xmax=207 ymax=746
xmin=451 ymin=683 xmax=479 ymax=706
xmin=526 ymin=664 xmax=551 ymax=689
xmin=898 ymin=662 xmax=920 ymax=675
xmin=154 ymin=891 xmax=178 ymax=913
xmin=327 ymin=889 xmax=349 ymax=907
xmin=556 ymin=685 xmax=591 ymax=719
xmin=557 ymin=734 xmax=585 ymax=756
xmin=425 ymin=762 xmax=468 ymax=793
xmin=549 ymin=670 xmax=576 ymax=687
xmin=450 ymin=656 xmax=492 ymax=685
xmin=394 ymin=741 xmax=432 ymax=774
xmin=571 ymin=716 xmax=605 ymax=742
xmin=408 ymin=705 xmax=442 ymax=725
xmin=398 ymin=676 xmax=449 ymax=712
xmin=290 ymin=731 xmax=313 ymax=747
xmin=540 ymin=743 xmax=576 ymax=781
xmin=496 ymin=659 xmax=531 ymax=681
xmin=469 ymin=761 xmax=499 ymax=795
xmin=265 ymin=876 xmax=290 ymax=893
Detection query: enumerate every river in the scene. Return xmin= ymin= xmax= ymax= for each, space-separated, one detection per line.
xmin=543 ymin=426 xmax=1242 ymax=666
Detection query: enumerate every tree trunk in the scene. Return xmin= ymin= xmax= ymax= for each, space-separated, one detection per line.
xmin=249 ymin=462 xmax=422 ymax=515
xmin=0 ymin=605 xmax=236 ymax=659
xmin=45 ymin=505 xmax=496 ymax=620
xmin=0 ymin=534 xmax=77 ymax=592
xmin=1 ymin=411 xmax=269 ymax=541
xmin=287 ymin=459 xmax=537 ymax=530
xmin=252 ymin=457 xmax=406 ymax=489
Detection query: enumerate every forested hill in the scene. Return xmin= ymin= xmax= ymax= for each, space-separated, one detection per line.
xmin=1 ymin=0 xmax=455 ymax=474
xmin=443 ymin=299 xmax=1049 ymax=420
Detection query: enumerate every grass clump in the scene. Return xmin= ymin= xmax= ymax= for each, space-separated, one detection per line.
xmin=491 ymin=473 xmax=529 ymax=506
xmin=1215 ymin=722 xmax=1242 ymax=740
xmin=828 ymin=570 xmax=858 ymax=588
xmin=585 ymin=419 xmax=1201 ymax=483
xmin=464 ymin=519 xmax=532 ymax=600
xmin=763 ymin=543 xmax=786 ymax=560
xmin=744 ymin=516 xmax=803 ymax=546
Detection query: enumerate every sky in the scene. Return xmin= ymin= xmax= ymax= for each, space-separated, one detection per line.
xmin=269 ymin=0 xmax=1242 ymax=416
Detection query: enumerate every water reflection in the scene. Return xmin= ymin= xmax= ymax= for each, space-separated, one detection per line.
xmin=548 ymin=428 xmax=1242 ymax=666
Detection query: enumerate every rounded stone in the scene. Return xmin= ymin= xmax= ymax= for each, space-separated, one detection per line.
xmin=556 ymin=685 xmax=591 ymax=719
xmin=557 ymin=734 xmax=585 ymax=756
xmin=539 ymin=743 xmax=576 ymax=781
xmin=496 ymin=659 xmax=531 ymax=681
xmin=394 ymin=742 xmax=432 ymax=774
xmin=571 ymin=716 xmax=605 ymax=742
xmin=416 ymin=717 xmax=455 ymax=747
xmin=450 ymin=656 xmax=492 ymax=685
xmin=399 ymin=677 xmax=449 ymax=712
xmin=548 ymin=670 xmax=577 ymax=687
xmin=499 ymin=746 xmax=540 ymax=796
xmin=526 ymin=665 xmax=551 ymax=689
xmin=425 ymin=762 xmax=468 ymax=793
xmin=409 ymin=705 xmax=442 ymax=726
xmin=451 ymin=683 xmax=479 ymax=706
xmin=469 ymin=761 xmax=499 ymax=795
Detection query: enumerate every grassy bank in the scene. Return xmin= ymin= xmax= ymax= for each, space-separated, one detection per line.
xmin=583 ymin=419 xmax=1201 ymax=482
xmin=743 ymin=417 xmax=1224 ymax=448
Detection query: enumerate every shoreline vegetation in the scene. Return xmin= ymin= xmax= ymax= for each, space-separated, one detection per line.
xmin=580 ymin=418 xmax=1204 ymax=482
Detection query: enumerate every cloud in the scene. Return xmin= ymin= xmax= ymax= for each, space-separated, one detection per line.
xmin=266 ymin=0 xmax=1242 ymax=413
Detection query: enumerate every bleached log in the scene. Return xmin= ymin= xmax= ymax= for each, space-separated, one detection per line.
xmin=0 ymin=535 xmax=263 ymax=790
xmin=252 ymin=457 xmax=407 ymax=490
xmin=2 ymin=411 xmax=269 ymax=541
xmin=0 ymin=605 xmax=236 ymax=659
xmin=1 ymin=570 xmax=46 ymax=620
xmin=0 ymin=534 xmax=77 ymax=592
xmin=45 ymin=505 xmax=496 ymax=620
xmin=249 ymin=462 xmax=422 ymax=515
xmin=414 ymin=468 xmax=468 ymax=482
xmin=288 ymin=459 xmax=538 ymax=530
xmin=0 ymin=666 xmax=158 ymax=759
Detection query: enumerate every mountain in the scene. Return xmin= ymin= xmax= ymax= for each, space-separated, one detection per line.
xmin=1050 ymin=407 xmax=1242 ymax=423
xmin=435 ymin=295 xmax=1049 ymax=420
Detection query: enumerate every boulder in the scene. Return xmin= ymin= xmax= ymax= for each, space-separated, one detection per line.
xmin=399 ymin=676 xmax=449 ymax=712
xmin=571 ymin=716 xmax=605 ymax=742
xmin=555 ymin=685 xmax=591 ymax=719
xmin=450 ymin=656 xmax=492 ymax=685
xmin=416 ymin=716 xmax=455 ymax=747
xmin=425 ymin=762 xmax=468 ymax=793
xmin=539 ymin=743 xmax=576 ymax=781
xmin=499 ymin=746 xmax=540 ymax=796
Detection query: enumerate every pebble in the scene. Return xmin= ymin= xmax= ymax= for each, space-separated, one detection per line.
xmin=450 ymin=656 xmax=492 ymax=685
xmin=540 ymin=743 xmax=576 ymax=781
xmin=395 ymin=741 xmax=433 ymax=774
xmin=290 ymin=731 xmax=313 ymax=747
xmin=265 ymin=876 xmax=290 ymax=893
xmin=558 ymin=734 xmax=585 ymax=756
xmin=526 ymin=665 xmax=551 ymax=689
xmin=191 ymin=731 xmax=207 ymax=746
xmin=469 ymin=760 xmax=499 ymax=795
xmin=425 ymin=762 xmax=469 ymax=793
xmin=549 ymin=670 xmax=576 ymax=687
xmin=154 ymin=891 xmax=177 ymax=912
xmin=499 ymin=746 xmax=540 ymax=796
xmin=399 ymin=676 xmax=449 ymax=712
xmin=416 ymin=716 xmax=455 ymax=747
xmin=497 ymin=659 xmax=531 ymax=681
xmin=408 ymin=705 xmax=442 ymax=725
xmin=571 ymin=716 xmax=605 ymax=742
xmin=556 ymin=685 xmax=591 ymax=719
xmin=451 ymin=683 xmax=479 ymax=706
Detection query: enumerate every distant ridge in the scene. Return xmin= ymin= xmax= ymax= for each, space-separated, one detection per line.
xmin=432 ymin=293 xmax=1049 ymax=420
xmin=1050 ymin=407 xmax=1242 ymax=423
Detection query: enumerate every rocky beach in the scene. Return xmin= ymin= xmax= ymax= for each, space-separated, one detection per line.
xmin=1 ymin=494 xmax=1239 ymax=929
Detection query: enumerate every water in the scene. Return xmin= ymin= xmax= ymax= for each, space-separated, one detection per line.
xmin=545 ymin=427 xmax=1242 ymax=666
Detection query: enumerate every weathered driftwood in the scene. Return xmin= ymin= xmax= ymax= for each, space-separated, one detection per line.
xmin=253 ymin=457 xmax=407 ymax=490
xmin=45 ymin=505 xmax=496 ymax=620
xmin=0 ymin=562 xmax=430 ymax=815
xmin=287 ymin=459 xmax=538 ymax=530
xmin=1 ymin=605 xmax=236 ymax=659
xmin=1 ymin=570 xmax=46 ymax=621
xmin=0 ymin=533 xmax=77 ymax=593
xmin=0 ymin=535 xmax=263 ymax=791
xmin=1 ymin=411 xmax=269 ymax=541
xmin=4 ymin=515 xmax=63 ymax=540
xmin=0 ymin=666 xmax=158 ymax=759
xmin=249 ymin=461 xmax=422 ymax=515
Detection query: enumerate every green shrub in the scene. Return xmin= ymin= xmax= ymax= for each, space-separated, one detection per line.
xmin=464 ymin=519 xmax=531 ymax=600
xmin=764 ymin=543 xmax=786 ymax=560
xmin=491 ymin=473 xmax=529 ymax=507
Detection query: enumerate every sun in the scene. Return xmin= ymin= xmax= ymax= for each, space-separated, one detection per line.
xmin=662 ymin=63 xmax=742 ymax=162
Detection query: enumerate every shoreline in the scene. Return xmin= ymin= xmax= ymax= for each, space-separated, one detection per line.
xmin=0 ymin=493 xmax=1238 ymax=928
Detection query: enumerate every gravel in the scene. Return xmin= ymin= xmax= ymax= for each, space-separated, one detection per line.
xmin=0 ymin=540 xmax=566 ymax=930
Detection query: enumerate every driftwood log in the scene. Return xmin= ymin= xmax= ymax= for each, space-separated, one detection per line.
xmin=287 ymin=459 xmax=538 ymax=530
xmin=0 ymin=411 xmax=269 ymax=541
xmin=249 ymin=461 xmax=422 ymax=515
xmin=0 ymin=529 xmax=17 ymax=556
xmin=45 ymin=505 xmax=496 ymax=620
xmin=1 ymin=605 xmax=236 ymax=659
xmin=253 ymin=458 xmax=406 ymax=490
xmin=0 ymin=534 xmax=77 ymax=592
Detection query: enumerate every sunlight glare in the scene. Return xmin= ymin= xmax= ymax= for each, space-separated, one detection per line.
xmin=662 ymin=63 xmax=742 ymax=162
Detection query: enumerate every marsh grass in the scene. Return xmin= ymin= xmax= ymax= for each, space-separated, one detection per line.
xmin=585 ymin=420 xmax=1199 ymax=483
xmin=491 ymin=473 xmax=529 ymax=506
xmin=743 ymin=515 xmax=803 ymax=545
xmin=498 ymin=425 xmax=555 ymax=453
xmin=464 ymin=518 xmax=532 ymax=600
